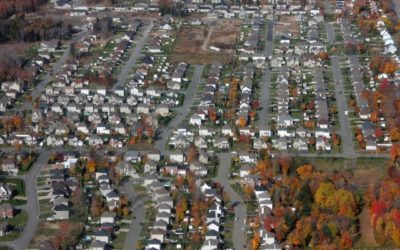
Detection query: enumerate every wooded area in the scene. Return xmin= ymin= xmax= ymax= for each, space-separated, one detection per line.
xmin=0 ymin=0 xmax=48 ymax=19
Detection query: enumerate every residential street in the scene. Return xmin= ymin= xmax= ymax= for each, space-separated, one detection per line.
xmin=258 ymin=19 xmax=274 ymax=131
xmin=214 ymin=153 xmax=247 ymax=250
xmin=113 ymin=21 xmax=154 ymax=90
xmin=18 ymin=31 xmax=87 ymax=113
xmin=154 ymin=65 xmax=204 ymax=152
xmin=331 ymin=56 xmax=356 ymax=158
xmin=121 ymin=179 xmax=146 ymax=250
xmin=325 ymin=22 xmax=335 ymax=44
xmin=0 ymin=151 xmax=51 ymax=250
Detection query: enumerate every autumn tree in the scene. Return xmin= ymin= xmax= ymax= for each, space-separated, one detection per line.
xmin=175 ymin=196 xmax=187 ymax=222
xmin=87 ymin=159 xmax=96 ymax=173
xmin=251 ymin=232 xmax=261 ymax=250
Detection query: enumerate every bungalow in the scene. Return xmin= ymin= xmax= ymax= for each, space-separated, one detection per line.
xmin=169 ymin=150 xmax=185 ymax=163
xmin=94 ymin=230 xmax=111 ymax=244
xmin=147 ymin=149 xmax=161 ymax=162
xmin=0 ymin=204 xmax=14 ymax=218
xmin=1 ymin=159 xmax=18 ymax=176
xmin=53 ymin=204 xmax=69 ymax=220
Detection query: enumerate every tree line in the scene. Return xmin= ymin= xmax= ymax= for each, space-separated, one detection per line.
xmin=0 ymin=0 xmax=48 ymax=19
xmin=0 ymin=15 xmax=74 ymax=43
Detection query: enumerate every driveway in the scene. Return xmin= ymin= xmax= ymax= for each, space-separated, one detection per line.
xmin=214 ymin=153 xmax=247 ymax=250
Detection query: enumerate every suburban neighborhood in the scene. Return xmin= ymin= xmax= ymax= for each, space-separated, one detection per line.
xmin=0 ymin=0 xmax=400 ymax=249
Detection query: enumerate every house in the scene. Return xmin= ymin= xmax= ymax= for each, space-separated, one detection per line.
xmin=293 ymin=138 xmax=308 ymax=151
xmin=147 ymin=149 xmax=161 ymax=162
xmin=0 ymin=222 xmax=8 ymax=236
xmin=201 ymin=239 xmax=219 ymax=250
xmin=148 ymin=238 xmax=162 ymax=250
xmin=214 ymin=137 xmax=230 ymax=150
xmin=53 ymin=204 xmax=69 ymax=220
xmin=0 ymin=204 xmax=14 ymax=218
xmin=273 ymin=138 xmax=288 ymax=150
xmin=94 ymin=229 xmax=111 ymax=244
xmin=316 ymin=137 xmax=331 ymax=151
xmin=0 ymin=184 xmax=12 ymax=201
xmin=198 ymin=149 xmax=209 ymax=164
xmin=144 ymin=160 xmax=157 ymax=173
xmin=189 ymin=114 xmax=203 ymax=127
xmin=124 ymin=151 xmax=141 ymax=163
xmin=155 ymin=104 xmax=169 ymax=117
xmin=1 ymin=159 xmax=18 ymax=176
xmin=169 ymin=150 xmax=185 ymax=163
xmin=40 ymin=40 xmax=60 ymax=52
xmin=39 ymin=240 xmax=56 ymax=250
xmin=240 ymin=165 xmax=252 ymax=178
xmin=100 ymin=211 xmax=116 ymax=224
xmin=136 ymin=103 xmax=150 ymax=114
xmin=89 ymin=240 xmax=106 ymax=250
xmin=151 ymin=228 xmax=166 ymax=243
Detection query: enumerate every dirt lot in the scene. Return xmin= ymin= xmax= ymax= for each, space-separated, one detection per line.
xmin=209 ymin=19 xmax=241 ymax=50
xmin=29 ymin=221 xmax=84 ymax=248
xmin=276 ymin=16 xmax=301 ymax=37
xmin=170 ymin=21 xmax=241 ymax=65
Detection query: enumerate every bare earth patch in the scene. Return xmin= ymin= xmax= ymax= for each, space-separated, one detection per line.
xmin=357 ymin=207 xmax=379 ymax=247
xmin=170 ymin=21 xmax=241 ymax=64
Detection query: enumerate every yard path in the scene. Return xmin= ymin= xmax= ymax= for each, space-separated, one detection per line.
xmin=358 ymin=206 xmax=379 ymax=247
xmin=201 ymin=25 xmax=215 ymax=51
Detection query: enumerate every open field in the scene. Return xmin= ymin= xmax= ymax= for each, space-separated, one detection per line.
xmin=209 ymin=19 xmax=241 ymax=50
xmin=170 ymin=21 xmax=241 ymax=64
xmin=275 ymin=16 xmax=301 ymax=37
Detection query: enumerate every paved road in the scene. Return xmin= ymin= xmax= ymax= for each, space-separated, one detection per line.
xmin=214 ymin=153 xmax=247 ymax=250
xmin=17 ymin=31 xmax=87 ymax=113
xmin=154 ymin=65 xmax=204 ymax=152
xmin=121 ymin=65 xmax=203 ymax=249
xmin=258 ymin=19 xmax=274 ymax=131
xmin=121 ymin=179 xmax=146 ymax=250
xmin=331 ymin=56 xmax=356 ymax=158
xmin=393 ymin=0 xmax=400 ymax=19
xmin=113 ymin=21 xmax=154 ymax=90
xmin=0 ymin=151 xmax=51 ymax=250
xmin=325 ymin=22 xmax=335 ymax=44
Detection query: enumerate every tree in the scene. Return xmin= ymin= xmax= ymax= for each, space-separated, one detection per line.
xmin=187 ymin=145 xmax=197 ymax=164
xmin=175 ymin=196 xmax=187 ymax=222
xmin=389 ymin=128 xmax=400 ymax=141
xmin=296 ymin=164 xmax=313 ymax=180
xmin=175 ymin=175 xmax=184 ymax=189
xmin=123 ymin=207 xmax=130 ymax=217
xmin=87 ymin=159 xmax=96 ymax=173
xmin=90 ymin=194 xmax=103 ymax=218
xmin=237 ymin=116 xmax=247 ymax=127
xmin=243 ymin=185 xmax=254 ymax=199
xmin=158 ymin=0 xmax=173 ymax=15
xmin=251 ymin=232 xmax=261 ymax=250
xmin=208 ymin=108 xmax=217 ymax=122
xmin=315 ymin=182 xmax=336 ymax=209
